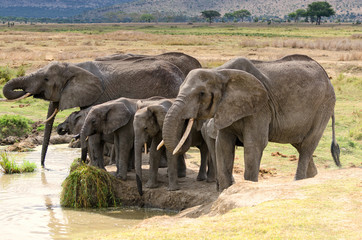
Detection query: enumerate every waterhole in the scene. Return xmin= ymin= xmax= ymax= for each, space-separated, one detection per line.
xmin=0 ymin=144 xmax=174 ymax=240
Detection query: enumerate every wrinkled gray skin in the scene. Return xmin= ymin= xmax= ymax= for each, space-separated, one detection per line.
xmin=2 ymin=52 xmax=200 ymax=167
xmin=80 ymin=98 xmax=138 ymax=180
xmin=163 ymin=54 xmax=340 ymax=191
xmin=134 ymin=97 xmax=213 ymax=193
xmin=57 ymin=109 xmax=115 ymax=166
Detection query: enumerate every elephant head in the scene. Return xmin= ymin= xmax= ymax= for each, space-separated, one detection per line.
xmin=2 ymin=62 xmax=104 ymax=166
xmin=80 ymin=100 xmax=133 ymax=162
xmin=133 ymin=99 xmax=172 ymax=195
xmin=57 ymin=108 xmax=90 ymax=136
xmin=162 ymin=68 xmax=268 ymax=155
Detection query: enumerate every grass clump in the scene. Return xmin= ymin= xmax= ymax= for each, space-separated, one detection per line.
xmin=60 ymin=159 xmax=119 ymax=208
xmin=0 ymin=65 xmax=26 ymax=84
xmin=0 ymin=115 xmax=33 ymax=139
xmin=0 ymin=151 xmax=36 ymax=174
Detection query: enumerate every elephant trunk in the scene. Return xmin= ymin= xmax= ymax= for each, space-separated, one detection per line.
xmin=3 ymin=76 xmax=30 ymax=100
xmin=80 ymin=126 xmax=88 ymax=162
xmin=41 ymin=101 xmax=58 ymax=167
xmin=162 ymin=99 xmax=187 ymax=154
xmin=134 ymin=139 xmax=144 ymax=196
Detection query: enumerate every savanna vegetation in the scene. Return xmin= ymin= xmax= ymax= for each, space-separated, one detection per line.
xmin=0 ymin=151 xmax=36 ymax=173
xmin=0 ymin=23 xmax=360 ymax=239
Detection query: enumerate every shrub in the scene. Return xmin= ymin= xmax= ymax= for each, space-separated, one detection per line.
xmin=0 ymin=65 xmax=26 ymax=84
xmin=0 ymin=151 xmax=36 ymax=174
xmin=0 ymin=115 xmax=33 ymax=138
xmin=60 ymin=159 xmax=119 ymax=208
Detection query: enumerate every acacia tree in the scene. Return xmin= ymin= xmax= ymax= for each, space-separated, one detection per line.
xmin=140 ymin=13 xmax=155 ymax=23
xmin=201 ymin=10 xmax=221 ymax=24
xmin=307 ymin=1 xmax=335 ymax=25
xmin=233 ymin=9 xmax=251 ymax=22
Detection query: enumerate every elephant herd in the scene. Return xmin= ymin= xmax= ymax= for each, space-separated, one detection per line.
xmin=2 ymin=52 xmax=341 ymax=195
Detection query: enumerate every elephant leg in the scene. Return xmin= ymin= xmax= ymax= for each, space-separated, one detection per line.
xmin=196 ymin=143 xmax=208 ymax=181
xmin=216 ymin=130 xmax=236 ymax=191
xmin=166 ymin=151 xmax=179 ymax=191
xmin=146 ymin=139 xmax=161 ymax=188
xmin=206 ymin=152 xmax=216 ymax=183
xmin=114 ymin=133 xmax=131 ymax=180
xmin=159 ymin=149 xmax=168 ymax=168
xmin=88 ymin=135 xmax=105 ymax=169
xmin=294 ymin=101 xmax=333 ymax=180
xmin=177 ymin=154 xmax=186 ymax=178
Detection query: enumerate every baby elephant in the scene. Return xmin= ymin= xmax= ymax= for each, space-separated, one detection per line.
xmin=80 ymin=98 xmax=138 ymax=180
xmin=134 ymin=97 xmax=213 ymax=195
xmin=57 ymin=109 xmax=115 ymax=166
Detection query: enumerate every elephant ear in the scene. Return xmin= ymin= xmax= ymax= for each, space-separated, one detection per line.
xmin=103 ymin=102 xmax=132 ymax=135
xmin=214 ymin=69 xmax=268 ymax=130
xmin=148 ymin=105 xmax=169 ymax=128
xmin=59 ymin=63 xmax=104 ymax=110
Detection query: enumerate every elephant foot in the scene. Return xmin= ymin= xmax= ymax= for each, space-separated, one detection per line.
xmin=167 ymin=184 xmax=180 ymax=191
xmin=196 ymin=173 xmax=207 ymax=181
xmin=116 ymin=173 xmax=127 ymax=181
xmin=206 ymin=176 xmax=216 ymax=183
xmin=178 ymin=170 xmax=186 ymax=178
xmin=145 ymin=180 xmax=158 ymax=189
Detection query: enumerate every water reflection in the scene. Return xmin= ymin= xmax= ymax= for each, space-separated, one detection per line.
xmin=0 ymin=144 xmax=173 ymax=240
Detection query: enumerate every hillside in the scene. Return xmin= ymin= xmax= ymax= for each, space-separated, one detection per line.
xmin=87 ymin=0 xmax=361 ymax=18
xmin=0 ymin=0 xmax=360 ymax=19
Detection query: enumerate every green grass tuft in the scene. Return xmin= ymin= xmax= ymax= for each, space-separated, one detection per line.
xmin=0 ymin=151 xmax=36 ymax=174
xmin=60 ymin=159 xmax=120 ymax=208
xmin=0 ymin=115 xmax=33 ymax=139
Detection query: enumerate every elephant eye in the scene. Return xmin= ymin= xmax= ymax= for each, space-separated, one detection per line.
xmin=199 ymin=91 xmax=205 ymax=97
xmin=44 ymin=77 xmax=49 ymax=82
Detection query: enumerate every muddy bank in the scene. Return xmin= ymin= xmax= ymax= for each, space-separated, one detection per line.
xmin=106 ymin=158 xmax=220 ymax=211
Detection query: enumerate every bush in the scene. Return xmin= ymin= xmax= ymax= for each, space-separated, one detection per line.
xmin=0 ymin=151 xmax=36 ymax=174
xmin=0 ymin=65 xmax=26 ymax=84
xmin=60 ymin=160 xmax=120 ymax=208
xmin=0 ymin=115 xmax=33 ymax=138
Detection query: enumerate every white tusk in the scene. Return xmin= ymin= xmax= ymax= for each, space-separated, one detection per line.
xmin=144 ymin=143 xmax=148 ymax=154
xmin=157 ymin=140 xmax=164 ymax=151
xmin=0 ymin=92 xmax=32 ymax=102
xmin=43 ymin=108 xmax=59 ymax=123
xmin=173 ymin=118 xmax=194 ymax=155
xmin=85 ymin=136 xmax=89 ymax=141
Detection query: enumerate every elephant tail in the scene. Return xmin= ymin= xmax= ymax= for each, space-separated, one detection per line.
xmin=136 ymin=174 xmax=143 ymax=196
xmin=330 ymin=114 xmax=341 ymax=167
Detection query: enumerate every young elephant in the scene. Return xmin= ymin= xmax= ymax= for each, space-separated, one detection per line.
xmin=134 ymin=97 xmax=213 ymax=195
xmin=80 ymin=98 xmax=138 ymax=180
xmin=57 ymin=109 xmax=115 ymax=166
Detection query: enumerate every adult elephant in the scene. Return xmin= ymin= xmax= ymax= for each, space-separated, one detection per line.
xmin=162 ymin=54 xmax=340 ymax=191
xmin=2 ymin=52 xmax=201 ymax=167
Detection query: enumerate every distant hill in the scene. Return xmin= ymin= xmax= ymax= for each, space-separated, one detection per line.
xmin=0 ymin=0 xmax=133 ymax=18
xmin=0 ymin=0 xmax=360 ymax=20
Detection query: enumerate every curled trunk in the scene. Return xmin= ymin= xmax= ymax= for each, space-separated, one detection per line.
xmin=3 ymin=76 xmax=29 ymax=100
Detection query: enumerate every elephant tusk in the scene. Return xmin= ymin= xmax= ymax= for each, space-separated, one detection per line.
xmin=85 ymin=136 xmax=89 ymax=141
xmin=0 ymin=92 xmax=32 ymax=102
xmin=173 ymin=118 xmax=194 ymax=155
xmin=144 ymin=143 xmax=147 ymax=154
xmin=157 ymin=140 xmax=164 ymax=151
xmin=43 ymin=108 xmax=59 ymax=123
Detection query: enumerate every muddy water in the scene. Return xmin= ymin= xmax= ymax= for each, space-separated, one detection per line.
xmin=0 ymin=144 xmax=173 ymax=240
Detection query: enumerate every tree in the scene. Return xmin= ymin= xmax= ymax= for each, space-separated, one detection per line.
xmin=223 ymin=12 xmax=235 ymax=22
xmin=201 ymin=10 xmax=221 ymax=24
xmin=288 ymin=12 xmax=297 ymax=22
xmin=295 ymin=9 xmax=307 ymax=21
xmin=307 ymin=1 xmax=335 ymax=25
xmin=233 ymin=9 xmax=251 ymax=22
xmin=140 ymin=13 xmax=155 ymax=23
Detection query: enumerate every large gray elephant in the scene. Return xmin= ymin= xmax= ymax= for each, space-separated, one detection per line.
xmin=162 ymin=54 xmax=340 ymax=191
xmin=134 ymin=97 xmax=213 ymax=194
xmin=80 ymin=98 xmax=138 ymax=180
xmin=2 ymin=52 xmax=201 ymax=167
xmin=57 ymin=109 xmax=115 ymax=166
